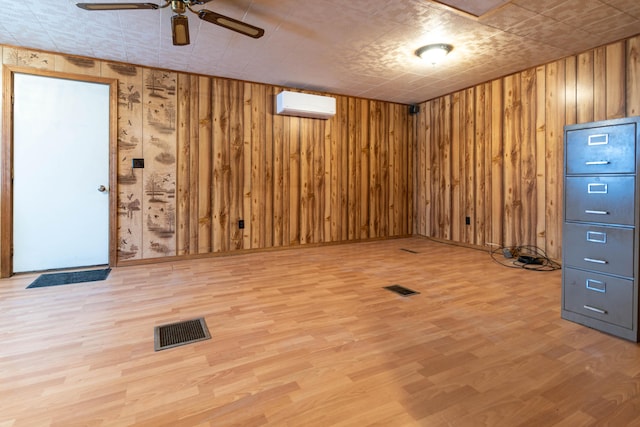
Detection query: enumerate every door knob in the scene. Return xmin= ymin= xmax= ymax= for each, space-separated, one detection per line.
xmin=98 ymin=185 xmax=108 ymax=193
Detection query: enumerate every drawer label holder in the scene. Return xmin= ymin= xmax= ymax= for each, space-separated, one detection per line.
xmin=586 ymin=231 xmax=607 ymax=243
xmin=586 ymin=278 xmax=606 ymax=293
xmin=587 ymin=183 xmax=608 ymax=194
xmin=588 ymin=134 xmax=609 ymax=146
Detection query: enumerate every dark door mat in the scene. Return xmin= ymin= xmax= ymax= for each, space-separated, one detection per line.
xmin=384 ymin=284 xmax=420 ymax=296
xmin=26 ymin=268 xmax=111 ymax=289
xmin=154 ymin=318 xmax=211 ymax=351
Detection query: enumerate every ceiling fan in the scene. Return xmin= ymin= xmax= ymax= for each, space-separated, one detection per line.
xmin=76 ymin=0 xmax=265 ymax=46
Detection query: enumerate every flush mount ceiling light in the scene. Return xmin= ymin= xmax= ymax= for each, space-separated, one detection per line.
xmin=415 ymin=43 xmax=454 ymax=65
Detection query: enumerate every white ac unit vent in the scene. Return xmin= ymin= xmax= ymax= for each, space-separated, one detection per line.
xmin=275 ymin=91 xmax=336 ymax=119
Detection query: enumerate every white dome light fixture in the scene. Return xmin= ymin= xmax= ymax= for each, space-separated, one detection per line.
xmin=416 ymin=43 xmax=454 ymax=65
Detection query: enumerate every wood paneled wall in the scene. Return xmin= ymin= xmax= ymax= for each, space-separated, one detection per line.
xmin=175 ymin=78 xmax=412 ymax=255
xmin=413 ymin=35 xmax=640 ymax=260
xmin=3 ymin=33 xmax=639 ymax=270
xmin=0 ymin=44 xmax=412 ymax=271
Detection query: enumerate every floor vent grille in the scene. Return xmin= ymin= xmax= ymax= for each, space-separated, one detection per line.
xmin=384 ymin=285 xmax=420 ymax=296
xmin=154 ymin=318 xmax=211 ymax=351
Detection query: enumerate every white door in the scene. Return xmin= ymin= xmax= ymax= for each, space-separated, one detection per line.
xmin=12 ymin=73 xmax=110 ymax=273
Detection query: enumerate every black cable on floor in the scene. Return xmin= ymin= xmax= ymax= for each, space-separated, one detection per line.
xmin=421 ymin=236 xmax=561 ymax=271
xmin=489 ymin=244 xmax=561 ymax=271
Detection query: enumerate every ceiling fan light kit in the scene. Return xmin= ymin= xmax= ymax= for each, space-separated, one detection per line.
xmin=171 ymin=14 xmax=190 ymax=45
xmin=76 ymin=0 xmax=265 ymax=46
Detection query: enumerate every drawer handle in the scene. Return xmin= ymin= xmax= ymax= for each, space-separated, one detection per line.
xmin=587 ymin=183 xmax=608 ymax=194
xmin=586 ymin=279 xmax=606 ymax=293
xmin=585 ymin=210 xmax=609 ymax=215
xmin=586 ymin=231 xmax=606 ymax=243
xmin=584 ymin=257 xmax=607 ymax=264
xmin=588 ymin=134 xmax=609 ymax=146
xmin=583 ymin=305 xmax=607 ymax=315
xmin=585 ymin=161 xmax=610 ymax=165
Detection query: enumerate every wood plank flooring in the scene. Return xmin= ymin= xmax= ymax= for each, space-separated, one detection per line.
xmin=2 ymin=237 xmax=640 ymax=426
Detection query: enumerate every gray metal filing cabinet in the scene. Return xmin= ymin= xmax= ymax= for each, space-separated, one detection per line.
xmin=562 ymin=116 xmax=640 ymax=341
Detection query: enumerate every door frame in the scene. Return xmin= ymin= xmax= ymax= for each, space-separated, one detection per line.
xmin=1 ymin=66 xmax=118 ymax=277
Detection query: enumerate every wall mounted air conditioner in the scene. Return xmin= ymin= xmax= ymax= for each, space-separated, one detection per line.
xmin=275 ymin=91 xmax=336 ymax=119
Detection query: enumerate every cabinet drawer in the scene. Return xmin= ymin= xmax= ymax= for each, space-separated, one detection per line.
xmin=563 ymin=268 xmax=634 ymax=329
xmin=566 ymin=123 xmax=636 ymax=174
xmin=563 ymin=223 xmax=634 ymax=277
xmin=565 ymin=176 xmax=635 ymax=225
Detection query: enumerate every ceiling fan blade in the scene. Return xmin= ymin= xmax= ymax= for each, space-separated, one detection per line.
xmin=76 ymin=3 xmax=159 ymax=10
xmin=198 ymin=10 xmax=264 ymax=39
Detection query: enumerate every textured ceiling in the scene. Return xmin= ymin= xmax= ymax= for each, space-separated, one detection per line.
xmin=1 ymin=0 xmax=639 ymax=104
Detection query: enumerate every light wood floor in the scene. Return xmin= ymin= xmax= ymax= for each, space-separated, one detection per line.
xmin=2 ymin=237 xmax=640 ymax=426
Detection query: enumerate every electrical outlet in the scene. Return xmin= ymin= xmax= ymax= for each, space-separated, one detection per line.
xmin=132 ymin=158 xmax=144 ymax=168
xmin=238 ymin=219 xmax=244 ymax=229
xmin=465 ymin=216 xmax=470 ymax=225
